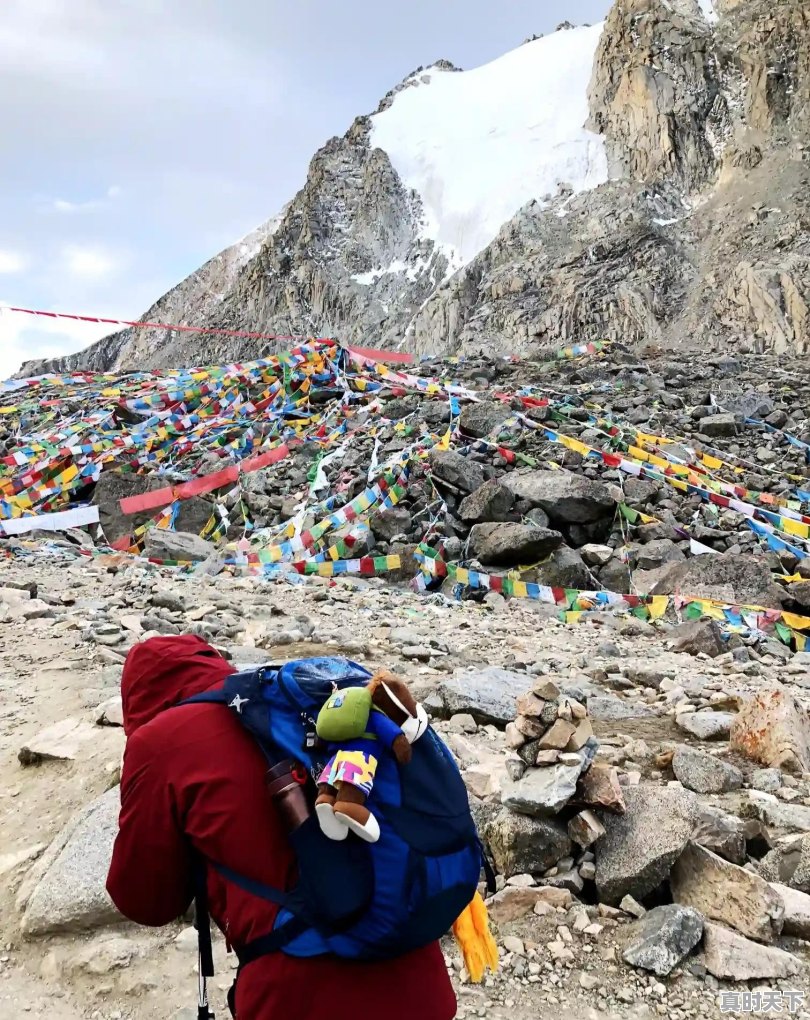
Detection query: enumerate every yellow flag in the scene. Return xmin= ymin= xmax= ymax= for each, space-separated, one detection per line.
xmin=781 ymin=517 xmax=810 ymax=539
xmin=782 ymin=612 xmax=810 ymax=631
xmin=566 ymin=438 xmax=590 ymax=457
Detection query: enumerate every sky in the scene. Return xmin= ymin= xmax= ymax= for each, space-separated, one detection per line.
xmin=0 ymin=0 xmax=610 ymax=381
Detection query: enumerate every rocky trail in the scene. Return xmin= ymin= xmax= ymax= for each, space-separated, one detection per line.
xmin=2 ymin=342 xmax=810 ymax=1017
xmin=2 ymin=547 xmax=810 ymax=1019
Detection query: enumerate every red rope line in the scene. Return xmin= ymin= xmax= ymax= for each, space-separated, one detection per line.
xmin=4 ymin=305 xmax=321 ymax=343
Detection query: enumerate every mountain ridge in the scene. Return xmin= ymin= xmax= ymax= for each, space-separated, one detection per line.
xmin=18 ymin=0 xmax=810 ymax=376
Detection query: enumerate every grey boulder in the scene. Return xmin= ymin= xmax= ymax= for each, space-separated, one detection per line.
xmin=459 ymin=480 xmax=514 ymax=523
xmin=622 ymin=904 xmax=704 ymax=976
xmin=595 ymin=784 xmax=700 ymax=905
xmin=501 ymin=762 xmax=582 ymax=817
xmin=671 ymin=841 xmax=784 ymax=943
xmin=483 ymin=809 xmax=572 ymax=878
xmin=458 ymin=401 xmax=510 ymax=439
xmin=469 ymin=522 xmax=562 ymax=567
xmin=692 ymin=806 xmax=746 ymax=864
xmin=438 ymin=667 xmax=528 ymax=727
xmin=655 ymin=554 xmax=784 ymax=610
xmin=702 ymin=922 xmax=800 ymax=981
xmin=92 ymin=471 xmax=211 ymax=544
xmin=502 ymin=469 xmax=616 ymax=524
xmin=666 ymin=619 xmax=726 ymax=658
xmin=698 ymin=414 xmax=737 ymax=438
xmin=427 ymin=450 xmax=485 ymax=493
xmin=758 ymin=833 xmax=810 ymax=892
xmin=675 ymin=711 xmax=735 ymax=740
xmin=144 ymin=529 xmax=214 ymax=563
xmin=672 ymin=746 xmax=743 ymax=794
xmin=20 ymin=788 xmax=123 ymax=935
xmin=587 ymin=696 xmax=655 ymax=722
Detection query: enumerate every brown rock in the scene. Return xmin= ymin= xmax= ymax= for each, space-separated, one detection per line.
xmin=515 ymin=715 xmax=545 ymax=740
xmin=575 ymin=764 xmax=626 ymax=814
xmin=538 ymin=719 xmax=577 ymax=750
xmin=515 ymin=693 xmax=546 ymax=718
xmin=667 ymin=619 xmax=726 ymax=658
xmin=702 ymin=922 xmax=800 ymax=981
xmin=486 ymin=887 xmax=549 ymax=924
xmin=730 ymin=684 xmax=810 ymax=774
xmin=566 ymin=718 xmax=593 ymax=751
xmin=671 ymin=842 xmax=784 ymax=943
xmin=568 ymin=810 xmax=606 ymax=848
xmin=533 ymin=886 xmax=573 ymax=909
xmin=505 ymin=723 xmax=525 ymax=750
xmin=533 ymin=679 xmax=561 ymax=700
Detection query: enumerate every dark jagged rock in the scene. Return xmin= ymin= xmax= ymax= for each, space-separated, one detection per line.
xmin=459 ymin=480 xmax=515 ymax=523
xmin=622 ymin=904 xmax=704 ymax=977
xmin=428 ymin=450 xmax=485 ymax=494
xmin=469 ymin=523 xmax=563 ymax=567
xmin=502 ymin=470 xmax=616 ymax=524
xmin=483 ymin=809 xmax=572 ymax=878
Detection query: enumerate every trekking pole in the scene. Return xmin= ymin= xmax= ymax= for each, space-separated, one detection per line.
xmin=193 ymin=854 xmax=216 ymax=1019
xmin=197 ymin=956 xmax=214 ymax=1020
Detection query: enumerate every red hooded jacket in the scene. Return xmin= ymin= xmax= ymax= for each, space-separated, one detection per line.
xmin=107 ymin=635 xmax=456 ymax=1020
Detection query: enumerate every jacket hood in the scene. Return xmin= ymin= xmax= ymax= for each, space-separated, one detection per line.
xmin=121 ymin=634 xmax=235 ymax=737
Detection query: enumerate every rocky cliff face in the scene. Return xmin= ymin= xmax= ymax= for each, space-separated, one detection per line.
xmin=20 ymin=0 xmax=810 ymax=377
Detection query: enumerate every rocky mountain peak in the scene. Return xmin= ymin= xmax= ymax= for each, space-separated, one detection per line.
xmin=588 ymin=0 xmax=723 ymax=190
xmin=17 ymin=0 xmax=810 ymax=379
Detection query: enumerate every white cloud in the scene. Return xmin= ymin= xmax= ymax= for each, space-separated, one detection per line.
xmin=61 ymin=244 xmax=119 ymax=280
xmin=0 ymin=249 xmax=28 ymax=273
xmin=0 ymin=303 xmax=109 ymax=381
xmin=50 ymin=184 xmax=123 ymax=214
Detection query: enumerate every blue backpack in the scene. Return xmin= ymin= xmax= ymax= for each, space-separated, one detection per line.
xmin=181 ymin=657 xmax=489 ymax=1002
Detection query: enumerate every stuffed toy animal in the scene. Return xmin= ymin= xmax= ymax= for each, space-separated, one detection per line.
xmin=315 ymin=669 xmax=429 ymax=842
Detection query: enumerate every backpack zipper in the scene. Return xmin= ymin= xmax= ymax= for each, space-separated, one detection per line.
xmin=276 ymin=673 xmax=320 ymax=751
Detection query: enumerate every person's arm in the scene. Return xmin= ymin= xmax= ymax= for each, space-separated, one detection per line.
xmin=106 ymin=729 xmax=193 ymax=926
xmin=366 ymin=709 xmax=405 ymax=750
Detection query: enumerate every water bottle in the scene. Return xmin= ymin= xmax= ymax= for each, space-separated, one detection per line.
xmin=266 ymin=759 xmax=311 ymax=832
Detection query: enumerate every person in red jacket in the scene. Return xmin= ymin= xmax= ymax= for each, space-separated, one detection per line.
xmin=107 ymin=635 xmax=457 ymax=1020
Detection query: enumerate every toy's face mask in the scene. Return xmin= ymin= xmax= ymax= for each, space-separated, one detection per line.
xmin=382 ymin=682 xmax=429 ymax=744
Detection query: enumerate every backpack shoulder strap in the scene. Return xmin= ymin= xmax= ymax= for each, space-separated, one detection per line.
xmin=211 ymin=862 xmax=291 ymax=907
xmin=178 ymin=690 xmax=232 ymax=707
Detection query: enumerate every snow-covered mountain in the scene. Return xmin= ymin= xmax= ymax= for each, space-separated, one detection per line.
xmin=369 ymin=24 xmax=607 ymax=273
xmin=20 ymin=0 xmax=810 ymax=375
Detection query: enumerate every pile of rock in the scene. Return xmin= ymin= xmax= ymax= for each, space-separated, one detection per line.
xmin=504 ymin=678 xmax=599 ymax=818
xmin=467 ymin=672 xmax=810 ymax=988
xmin=496 ymin=678 xmax=632 ymax=897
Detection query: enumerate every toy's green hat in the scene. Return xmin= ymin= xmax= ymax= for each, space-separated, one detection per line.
xmin=316 ymin=685 xmax=372 ymax=742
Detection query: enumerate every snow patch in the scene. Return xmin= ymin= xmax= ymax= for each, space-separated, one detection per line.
xmin=370 ymin=24 xmax=608 ymax=271
xmin=698 ymin=0 xmax=718 ymax=25
xmin=207 ymin=207 xmax=287 ymax=303
xmin=352 ymin=257 xmax=426 ymax=286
